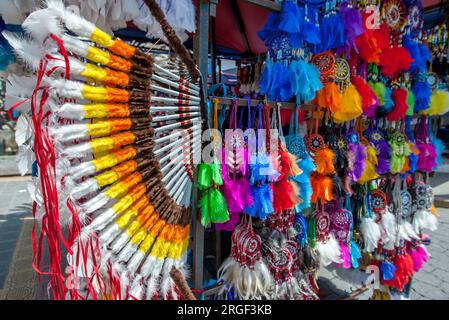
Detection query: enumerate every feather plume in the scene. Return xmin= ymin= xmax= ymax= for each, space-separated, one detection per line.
xmin=316 ymin=234 xmax=343 ymax=266
xmin=310 ymin=174 xmax=334 ymax=204
xmin=315 ymin=147 xmax=336 ymax=175
xmin=360 ymin=216 xmax=381 ymax=252
xmin=333 ymin=85 xmax=363 ymax=123
xmin=358 ymin=145 xmax=379 ymax=184
xmin=387 ymin=88 xmax=409 ymax=121
xmin=398 ymin=219 xmax=419 ymax=242
xmin=424 ymin=90 xmax=449 ymax=116
xmin=352 ymin=75 xmax=378 ymax=117
xmin=380 ymin=208 xmax=397 ymax=250
xmin=413 ymin=209 xmax=438 ymax=233
xmin=22 ymin=8 xmax=64 ymax=42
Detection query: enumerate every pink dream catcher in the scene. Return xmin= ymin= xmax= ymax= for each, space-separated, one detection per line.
xmin=216 ymin=100 xmax=253 ymax=231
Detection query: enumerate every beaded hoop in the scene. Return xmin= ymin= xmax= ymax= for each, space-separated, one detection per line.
xmin=412 ymin=181 xmax=434 ymax=210
xmin=285 ymin=135 xmax=307 ymax=159
xmin=427 ymin=72 xmax=439 ymax=90
xmin=382 ymin=0 xmax=407 ymax=33
xmin=312 ymin=51 xmax=336 ymax=83
xmin=304 ymin=133 xmax=325 ymax=154
xmin=314 ymin=209 xmax=331 ymax=242
xmin=334 ymin=58 xmax=350 ymax=87
xmin=408 ymin=2 xmax=423 ymax=37
xmin=400 ymin=189 xmax=413 ymax=219
xmin=331 ymin=208 xmax=353 ymax=230
xmin=371 ymin=189 xmax=388 ymax=222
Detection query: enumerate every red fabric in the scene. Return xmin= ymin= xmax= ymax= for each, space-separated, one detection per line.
xmin=193 ymin=0 xmax=269 ymax=54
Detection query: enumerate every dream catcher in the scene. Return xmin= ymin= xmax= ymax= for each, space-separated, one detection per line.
xmin=312 ymin=51 xmax=336 ymax=84
xmin=345 ymin=128 xmax=367 ymax=183
xmin=245 ymin=103 xmax=278 ymax=220
xmin=285 ymin=107 xmax=315 ymax=212
xmin=382 ymin=0 xmax=407 ymax=34
xmin=216 ymin=101 xmax=251 ymax=231
xmin=392 ymin=178 xmax=419 ymax=243
xmin=378 ymin=0 xmax=413 ymax=79
xmin=261 ymin=209 xmax=318 ymax=300
xmin=388 ymin=129 xmax=410 ymax=174
xmin=411 ymin=179 xmax=437 ymax=234
xmin=427 ymin=72 xmax=439 ymax=90
xmin=198 ymin=98 xmax=228 ymax=227
xmin=311 ymin=204 xmax=342 ymax=267
xmin=322 ymin=121 xmax=346 ymax=198
xmin=371 ymin=189 xmax=388 ymax=223
xmin=364 ymin=125 xmax=392 ymax=175
xmin=8 ymin=0 xmax=202 ymax=300
xmin=270 ymin=105 xmax=302 ymax=213
xmin=217 ymin=216 xmax=272 ymax=300
xmin=414 ymin=116 xmax=437 ymax=173
xmin=334 ymin=58 xmax=351 ymax=90
xmin=327 ymin=199 xmax=361 ymax=269
xmin=407 ymin=1 xmax=423 ymax=38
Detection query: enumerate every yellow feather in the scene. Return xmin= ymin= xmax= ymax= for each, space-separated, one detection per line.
xmin=358 ymin=146 xmax=379 ymax=184
xmin=333 ymin=85 xmax=363 ymax=123
xmin=424 ymin=90 xmax=449 ymax=115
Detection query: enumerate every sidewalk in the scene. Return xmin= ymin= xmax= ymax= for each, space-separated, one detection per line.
xmin=0 ymin=176 xmax=37 ymax=299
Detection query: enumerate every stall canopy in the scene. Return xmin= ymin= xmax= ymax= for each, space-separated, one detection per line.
xmin=114 ymin=0 xmax=446 ymax=58
xmin=196 ymin=0 xmax=446 ymax=58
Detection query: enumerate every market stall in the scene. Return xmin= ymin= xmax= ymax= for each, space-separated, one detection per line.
xmin=0 ymin=0 xmax=448 ymax=301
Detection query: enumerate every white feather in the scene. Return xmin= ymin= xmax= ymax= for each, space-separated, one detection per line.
xmin=80 ymin=193 xmax=112 ymax=215
xmin=16 ymin=144 xmax=33 ymax=176
xmin=50 ymin=123 xmax=89 ymax=142
xmin=46 ymin=0 xmax=96 ymax=37
xmin=60 ymin=34 xmax=89 ymax=57
xmin=70 ymin=161 xmax=96 ymax=180
xmin=6 ymin=74 xmax=36 ymax=99
xmin=413 ymin=209 xmax=438 ymax=233
xmin=360 ymin=217 xmax=381 ymax=252
xmin=88 ymin=208 xmax=116 ymax=231
xmin=70 ymin=178 xmax=99 ymax=200
xmin=15 ymin=113 xmax=33 ymax=147
xmin=159 ymin=258 xmax=175 ymax=299
xmin=22 ymin=8 xmax=64 ymax=43
xmin=1 ymin=31 xmax=41 ymax=69
xmin=127 ymin=251 xmax=146 ymax=275
xmin=116 ymin=242 xmax=139 ymax=263
xmin=127 ymin=275 xmax=144 ymax=300
xmin=380 ymin=209 xmax=397 ymax=250
xmin=316 ymin=233 xmax=343 ymax=266
xmin=61 ymin=142 xmax=93 ymax=159
xmin=398 ymin=219 xmax=419 ymax=242
xmin=45 ymin=78 xmax=84 ymax=100
xmin=57 ymin=103 xmax=86 ymax=120
xmin=27 ymin=178 xmax=42 ymax=207
xmin=144 ymin=274 xmax=159 ymax=300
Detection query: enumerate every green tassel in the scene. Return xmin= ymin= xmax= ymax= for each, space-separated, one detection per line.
xmin=406 ymin=90 xmax=415 ymax=116
xmin=209 ymin=188 xmax=229 ymax=223
xmin=307 ymin=216 xmax=317 ymax=249
xmin=369 ymin=81 xmax=386 ymax=106
xmin=211 ymin=161 xmax=223 ymax=186
xmin=198 ymin=163 xmax=212 ymax=190
xmin=199 ymin=192 xmax=212 ymax=227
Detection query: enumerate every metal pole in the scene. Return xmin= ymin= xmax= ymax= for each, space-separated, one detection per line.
xmin=192 ymin=0 xmax=210 ymax=298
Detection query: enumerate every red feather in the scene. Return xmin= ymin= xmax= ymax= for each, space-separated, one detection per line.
xmin=387 ymin=88 xmax=409 ymax=121
xmin=352 ymin=75 xmax=378 ymax=117
xmin=379 ymin=46 xmax=413 ymax=79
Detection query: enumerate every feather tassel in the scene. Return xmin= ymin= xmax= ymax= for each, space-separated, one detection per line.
xmin=360 ymin=216 xmax=381 ymax=252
